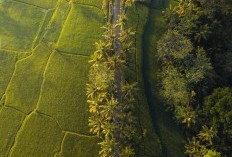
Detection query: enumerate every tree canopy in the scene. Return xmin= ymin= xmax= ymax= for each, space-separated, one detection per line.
xmin=157 ymin=0 xmax=232 ymax=156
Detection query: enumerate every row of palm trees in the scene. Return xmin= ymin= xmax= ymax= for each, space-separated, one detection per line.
xmin=87 ymin=0 xmax=141 ymax=156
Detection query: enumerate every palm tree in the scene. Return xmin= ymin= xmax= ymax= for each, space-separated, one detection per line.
xmin=198 ymin=125 xmax=217 ymax=146
xmin=185 ymin=137 xmax=202 ymax=156
xmin=87 ymin=1 xmax=139 ymax=156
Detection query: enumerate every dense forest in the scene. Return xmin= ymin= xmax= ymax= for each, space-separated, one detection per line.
xmin=157 ymin=0 xmax=232 ymax=156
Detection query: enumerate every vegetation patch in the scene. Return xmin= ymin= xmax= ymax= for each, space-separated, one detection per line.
xmin=37 ymin=52 xmax=91 ymax=134
xmin=5 ymin=44 xmax=52 ymax=114
xmin=127 ymin=4 xmax=163 ymax=156
xmin=0 ymin=51 xmax=17 ymax=98
xmin=43 ymin=0 xmax=70 ymax=44
xmin=0 ymin=1 xmax=47 ymax=51
xmin=157 ymin=0 xmax=232 ymax=156
xmin=9 ymin=112 xmax=63 ymax=157
xmin=74 ymin=0 xmax=102 ymax=9
xmin=56 ymin=133 xmax=100 ymax=157
xmin=0 ymin=107 xmax=25 ymax=157
xmin=33 ymin=9 xmax=55 ymax=48
xmin=142 ymin=1 xmax=186 ymax=156
xmin=14 ymin=0 xmax=58 ymax=9
xmin=57 ymin=4 xmax=104 ymax=56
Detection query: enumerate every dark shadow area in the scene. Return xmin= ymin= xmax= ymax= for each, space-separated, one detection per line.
xmin=141 ymin=0 xmax=186 ymax=156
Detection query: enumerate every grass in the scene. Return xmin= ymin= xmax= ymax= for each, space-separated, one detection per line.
xmin=43 ymin=0 xmax=71 ymax=44
xmin=1 ymin=1 xmax=104 ymax=155
xmin=74 ymin=0 xmax=102 ymax=8
xmin=33 ymin=9 xmax=55 ymax=48
xmin=0 ymin=1 xmax=46 ymax=51
xmin=14 ymin=0 xmax=58 ymax=9
xmin=0 ymin=51 xmax=17 ymax=99
xmin=5 ymin=43 xmax=52 ymax=114
xmin=0 ymin=107 xmax=25 ymax=157
xmin=57 ymin=4 xmax=104 ymax=56
xmin=142 ymin=0 xmax=186 ymax=156
xmin=0 ymin=95 xmax=4 ymax=110
xmin=8 ymin=112 xmax=63 ymax=157
xmin=17 ymin=52 xmax=31 ymax=61
xmin=56 ymin=133 xmax=100 ymax=157
xmin=37 ymin=52 xmax=91 ymax=134
xmin=127 ymin=3 xmax=164 ymax=156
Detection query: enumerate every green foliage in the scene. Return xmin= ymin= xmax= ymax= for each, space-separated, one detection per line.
xmin=185 ymin=47 xmax=212 ymax=84
xmin=185 ymin=137 xmax=202 ymax=156
xmin=159 ymin=0 xmax=232 ymax=156
xmin=198 ymin=125 xmax=217 ymax=146
xmin=87 ymin=11 xmax=140 ymax=156
xmin=123 ymin=0 xmax=146 ymax=7
xmin=203 ymin=150 xmax=222 ymax=157
xmin=202 ymin=87 xmax=232 ymax=153
xmin=175 ymin=105 xmax=197 ymax=128
xmin=157 ymin=30 xmax=193 ymax=62
xmin=203 ymin=88 xmax=232 ymax=137
xmin=164 ymin=0 xmax=232 ymax=85
xmin=161 ymin=66 xmax=189 ymax=106
xmin=157 ymin=29 xmax=212 ymax=127
xmin=185 ymin=139 xmax=222 ymax=157
xmin=185 ymin=125 xmax=221 ymax=157
xmin=163 ymin=0 xmax=213 ymax=43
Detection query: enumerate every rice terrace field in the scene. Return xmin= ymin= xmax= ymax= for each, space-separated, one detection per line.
xmin=0 ymin=0 xmax=188 ymax=157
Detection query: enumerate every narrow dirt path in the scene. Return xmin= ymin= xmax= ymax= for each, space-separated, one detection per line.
xmin=112 ymin=1 xmax=122 ymax=156
xmin=113 ymin=0 xmax=122 ymax=104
